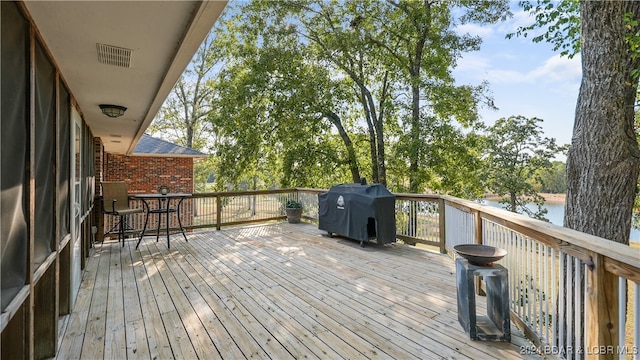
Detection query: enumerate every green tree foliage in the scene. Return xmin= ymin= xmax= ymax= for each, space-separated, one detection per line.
xmin=508 ymin=0 xmax=580 ymax=58
xmin=263 ymin=0 xmax=396 ymax=185
xmin=148 ymin=34 xmax=219 ymax=150
xmin=208 ymin=0 xmax=508 ymax=196
xmin=535 ymin=161 xmax=567 ymax=194
xmin=146 ymin=33 xmax=222 ymax=191
xmin=294 ymin=1 xmax=385 ymax=185
xmin=194 ymin=157 xmax=216 ymax=193
xmin=625 ymin=12 xmax=640 ymax=80
xmin=209 ymin=9 xmax=357 ymax=190
xmin=358 ymin=0 xmax=510 ymax=193
xmin=485 ymin=115 xmax=567 ymax=220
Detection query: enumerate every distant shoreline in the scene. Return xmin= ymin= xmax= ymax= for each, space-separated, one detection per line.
xmin=484 ymin=193 xmax=566 ymax=205
xmin=483 ymin=193 xmax=640 ymax=243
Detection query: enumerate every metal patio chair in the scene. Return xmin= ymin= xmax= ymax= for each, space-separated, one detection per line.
xmin=101 ymin=181 xmax=143 ymax=246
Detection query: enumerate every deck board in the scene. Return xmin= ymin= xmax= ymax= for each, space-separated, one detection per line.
xmin=56 ymin=246 xmax=102 ymax=360
xmin=120 ymin=242 xmax=151 ymax=359
xmin=56 ymin=222 xmax=540 ymax=359
xmin=79 ymin=244 xmax=110 ymax=359
xmin=104 ymin=243 xmax=126 ymax=359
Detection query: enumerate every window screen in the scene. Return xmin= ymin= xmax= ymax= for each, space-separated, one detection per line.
xmin=1 ymin=1 xmax=29 ymax=311
xmin=34 ymin=40 xmax=56 ymax=268
xmin=58 ymin=84 xmax=71 ymax=242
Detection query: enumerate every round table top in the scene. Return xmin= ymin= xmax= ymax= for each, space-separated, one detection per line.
xmin=134 ymin=193 xmax=192 ymax=199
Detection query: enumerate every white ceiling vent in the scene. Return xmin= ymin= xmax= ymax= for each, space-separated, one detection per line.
xmin=96 ymin=43 xmax=133 ymax=68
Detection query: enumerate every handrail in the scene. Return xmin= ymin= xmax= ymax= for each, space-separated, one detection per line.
xmin=190 ymin=188 xmax=296 ymax=197
xmin=113 ymin=189 xmax=639 ymax=274
xmin=108 ymin=188 xmax=640 ymax=276
xmin=439 ymin=194 xmax=639 ymax=279
xmin=436 ymin=193 xmax=639 ymax=358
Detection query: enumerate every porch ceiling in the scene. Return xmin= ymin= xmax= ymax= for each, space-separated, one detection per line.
xmin=23 ymin=1 xmax=227 ymax=154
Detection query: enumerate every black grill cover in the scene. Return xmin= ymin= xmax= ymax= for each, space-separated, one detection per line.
xmin=318 ymin=184 xmax=396 ymax=245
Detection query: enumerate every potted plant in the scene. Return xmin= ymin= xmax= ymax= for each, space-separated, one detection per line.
xmin=285 ymin=199 xmax=303 ymax=224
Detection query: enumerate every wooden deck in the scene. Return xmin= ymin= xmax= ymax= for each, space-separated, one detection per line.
xmin=56 ymin=222 xmax=539 ymax=359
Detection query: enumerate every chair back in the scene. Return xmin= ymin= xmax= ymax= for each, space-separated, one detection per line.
xmin=101 ymin=181 xmax=131 ymax=212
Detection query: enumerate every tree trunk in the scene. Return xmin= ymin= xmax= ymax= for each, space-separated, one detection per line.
xmin=565 ymin=1 xmax=640 ymax=245
xmin=510 ymin=191 xmax=517 ymax=213
xmin=186 ymin=125 xmax=194 ymax=149
xmin=373 ymin=71 xmax=390 ymax=186
xmin=406 ymin=83 xmax=422 ymax=240
xmin=407 ymin=2 xmax=429 ymax=194
xmin=409 ymin=84 xmax=421 ymax=193
xmin=325 ymin=111 xmax=362 ymax=183
xmin=359 ymin=88 xmax=380 ymax=184
xmin=560 ymin=2 xmax=640 ymax=353
xmin=251 ymin=174 xmax=257 ymax=216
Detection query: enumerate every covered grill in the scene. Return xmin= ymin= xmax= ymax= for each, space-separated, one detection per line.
xmin=318 ymin=183 xmax=396 ymax=247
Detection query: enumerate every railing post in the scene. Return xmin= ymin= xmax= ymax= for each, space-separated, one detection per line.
xmin=216 ymin=194 xmax=221 ymax=231
xmin=474 ymin=209 xmax=484 ymax=296
xmin=438 ymin=198 xmax=446 ymax=253
xmin=585 ymin=253 xmax=618 ymax=359
xmin=474 ymin=210 xmax=482 ymax=245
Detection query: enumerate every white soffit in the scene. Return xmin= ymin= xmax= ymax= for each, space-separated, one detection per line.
xmin=23 ymin=1 xmax=227 ymax=154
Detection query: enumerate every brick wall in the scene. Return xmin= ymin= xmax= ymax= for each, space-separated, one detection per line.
xmin=104 ymin=154 xmax=194 ymax=194
xmin=94 ymin=137 xmax=104 ymax=184
xmin=102 ymin=153 xmax=196 ymax=240
xmin=94 ymin=138 xmax=105 ymax=241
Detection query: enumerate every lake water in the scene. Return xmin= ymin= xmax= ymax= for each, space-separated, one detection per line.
xmin=482 ymin=200 xmax=640 ymax=243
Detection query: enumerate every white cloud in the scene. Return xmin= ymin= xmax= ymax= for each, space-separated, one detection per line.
xmin=455 ymin=8 xmax=535 ymax=40
xmin=530 ymin=54 xmax=581 ymax=82
xmin=454 ymin=53 xmax=491 ymax=73
xmin=452 ymin=5 xmax=580 ymax=146
xmin=489 ymin=54 xmax=581 ymax=85
xmin=485 ymin=69 xmax=528 ymax=84
xmin=456 ymin=23 xmax=494 ymax=38
xmin=496 ymin=9 xmax=536 ymax=35
xmin=490 ymin=8 xmax=549 ymax=45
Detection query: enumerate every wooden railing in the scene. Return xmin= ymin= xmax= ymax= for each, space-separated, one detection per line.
xmin=105 ymin=189 xmax=300 ymax=235
xmin=105 ymin=188 xmax=639 ymax=359
xmin=441 ymin=195 xmax=639 ymax=360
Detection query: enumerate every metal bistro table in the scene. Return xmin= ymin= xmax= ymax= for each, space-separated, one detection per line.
xmin=135 ymin=193 xmax=191 ymax=249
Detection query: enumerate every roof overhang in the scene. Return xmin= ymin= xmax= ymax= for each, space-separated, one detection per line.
xmin=130 ymin=153 xmax=209 ymax=159
xmin=130 ymin=134 xmax=208 ymax=158
xmin=23 ymin=1 xmax=227 ymax=154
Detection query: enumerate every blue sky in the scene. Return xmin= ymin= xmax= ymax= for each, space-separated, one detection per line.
xmin=453 ymin=8 xmax=581 ymax=152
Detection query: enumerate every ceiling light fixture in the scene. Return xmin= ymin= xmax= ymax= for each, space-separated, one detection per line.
xmin=99 ymin=104 xmax=127 ymax=118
